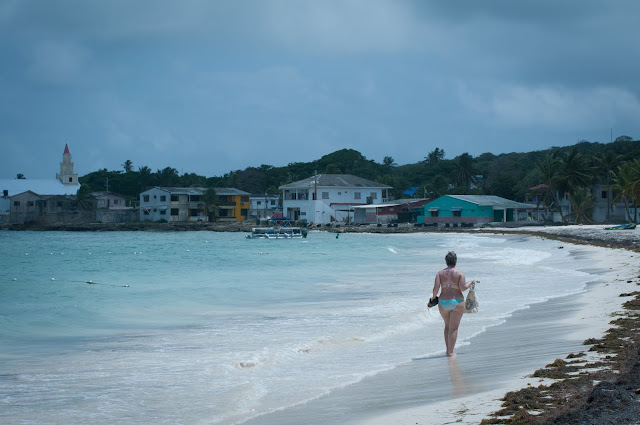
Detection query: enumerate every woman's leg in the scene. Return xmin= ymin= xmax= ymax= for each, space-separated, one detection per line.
xmin=438 ymin=306 xmax=451 ymax=354
xmin=445 ymin=304 xmax=465 ymax=356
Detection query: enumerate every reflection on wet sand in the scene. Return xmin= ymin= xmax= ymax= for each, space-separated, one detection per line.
xmin=448 ymin=356 xmax=470 ymax=397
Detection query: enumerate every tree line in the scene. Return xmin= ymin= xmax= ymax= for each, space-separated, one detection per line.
xmin=71 ymin=137 xmax=639 ymax=224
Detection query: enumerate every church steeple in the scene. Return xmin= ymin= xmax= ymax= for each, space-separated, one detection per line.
xmin=57 ymin=144 xmax=79 ymax=185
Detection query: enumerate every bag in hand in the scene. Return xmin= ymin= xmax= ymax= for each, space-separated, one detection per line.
xmin=465 ymin=285 xmax=479 ymax=314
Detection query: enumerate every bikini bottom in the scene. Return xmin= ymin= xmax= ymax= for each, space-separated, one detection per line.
xmin=439 ymin=298 xmax=464 ymax=313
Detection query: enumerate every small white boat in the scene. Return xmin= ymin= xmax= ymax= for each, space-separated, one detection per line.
xmin=246 ymin=227 xmax=307 ymax=239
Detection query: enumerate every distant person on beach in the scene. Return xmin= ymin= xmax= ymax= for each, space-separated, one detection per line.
xmin=429 ymin=251 xmax=476 ymax=356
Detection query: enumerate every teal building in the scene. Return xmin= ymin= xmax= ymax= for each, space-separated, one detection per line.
xmin=417 ymin=195 xmax=535 ymax=227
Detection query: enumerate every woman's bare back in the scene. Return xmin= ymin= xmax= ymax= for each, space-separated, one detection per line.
xmin=435 ymin=267 xmax=465 ymax=300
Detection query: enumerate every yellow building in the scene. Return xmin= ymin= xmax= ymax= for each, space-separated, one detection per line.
xmin=214 ymin=188 xmax=250 ymax=222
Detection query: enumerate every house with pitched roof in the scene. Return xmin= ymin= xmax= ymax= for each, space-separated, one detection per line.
xmin=279 ymin=174 xmax=392 ymax=224
xmin=418 ymin=195 xmax=536 ymax=227
xmin=0 ymin=144 xmax=83 ymax=224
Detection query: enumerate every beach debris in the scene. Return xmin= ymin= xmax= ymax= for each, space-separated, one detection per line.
xmin=87 ymin=280 xmax=96 ymax=284
xmin=51 ymin=278 xmax=56 ymax=281
xmin=635 ymin=388 xmax=640 ymax=394
xmin=12 ymin=278 xmax=17 ymax=281
xmin=123 ymin=284 xmax=129 ymax=287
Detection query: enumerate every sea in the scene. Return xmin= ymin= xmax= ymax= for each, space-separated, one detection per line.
xmin=0 ymin=230 xmax=597 ymax=424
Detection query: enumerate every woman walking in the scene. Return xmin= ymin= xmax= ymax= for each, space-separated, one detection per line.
xmin=429 ymin=251 xmax=476 ymax=356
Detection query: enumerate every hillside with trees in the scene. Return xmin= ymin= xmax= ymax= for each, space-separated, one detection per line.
xmin=77 ymin=137 xmax=640 ymax=223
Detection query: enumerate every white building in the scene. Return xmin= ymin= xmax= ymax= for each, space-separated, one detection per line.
xmin=0 ymin=144 xmax=80 ymax=223
xmin=248 ymin=194 xmax=281 ymax=219
xmin=140 ymin=187 xmax=206 ymax=222
xmin=279 ymin=174 xmax=392 ymax=224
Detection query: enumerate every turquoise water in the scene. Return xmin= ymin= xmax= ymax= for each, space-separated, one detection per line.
xmin=0 ymin=230 xmax=594 ymax=424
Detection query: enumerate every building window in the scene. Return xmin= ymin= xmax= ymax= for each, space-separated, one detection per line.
xmin=171 ymin=208 xmax=179 ymax=216
xmin=453 ymin=210 xmax=462 ymax=217
xmin=601 ymin=190 xmax=607 ymax=199
xmin=271 ymin=200 xmax=276 ymax=206
xmin=191 ymin=195 xmax=201 ymax=202
xmin=338 ymin=192 xmax=341 ymax=195
xmin=257 ymin=200 xmax=262 ymax=205
xmin=68 ymin=177 xmax=73 ymax=183
xmin=241 ymin=196 xmax=249 ymax=203
xmin=13 ymin=201 xmax=20 ymax=206
xmin=57 ymin=201 xmax=63 ymax=208
xmin=160 ymin=195 xmax=166 ymax=202
xmin=143 ymin=210 xmax=150 ymax=215
xmin=354 ymin=192 xmax=361 ymax=200
xmin=430 ymin=210 xmax=439 ymax=217
xmin=171 ymin=195 xmax=179 ymax=202
xmin=322 ymin=192 xmax=329 ymax=199
xmin=370 ymin=192 xmax=377 ymax=199
xmin=113 ymin=199 xmax=119 ymax=205
xmin=143 ymin=195 xmax=150 ymax=202
xmin=27 ymin=201 xmax=34 ymax=206
xmin=159 ymin=209 xmax=166 ymax=215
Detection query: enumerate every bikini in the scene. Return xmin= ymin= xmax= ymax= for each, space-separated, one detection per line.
xmin=438 ymin=266 xmax=464 ymax=312
xmin=439 ymin=298 xmax=464 ymax=312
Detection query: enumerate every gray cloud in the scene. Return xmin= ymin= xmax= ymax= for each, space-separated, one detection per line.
xmin=1 ymin=0 xmax=639 ymax=180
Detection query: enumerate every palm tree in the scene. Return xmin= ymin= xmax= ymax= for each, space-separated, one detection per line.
xmin=424 ymin=147 xmax=445 ymax=166
xmin=16 ymin=173 xmax=26 ymax=179
xmin=567 ymin=187 xmax=594 ymax=224
xmin=203 ymin=188 xmax=219 ymax=222
xmin=534 ymin=153 xmax=561 ymax=220
xmin=594 ymin=152 xmax=622 ymax=221
xmin=453 ymin=153 xmax=477 ymax=189
xmin=382 ymin=156 xmax=397 ymax=168
xmin=552 ymin=149 xmax=591 ymax=222
xmin=137 ymin=166 xmax=152 ymax=193
xmin=122 ymin=160 xmax=133 ymax=173
xmin=611 ymin=160 xmax=640 ymax=222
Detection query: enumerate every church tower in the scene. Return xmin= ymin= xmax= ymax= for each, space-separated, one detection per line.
xmin=56 ymin=144 xmax=79 ymax=185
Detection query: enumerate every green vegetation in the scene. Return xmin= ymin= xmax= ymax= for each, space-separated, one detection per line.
xmin=78 ymin=138 xmax=640 ymax=222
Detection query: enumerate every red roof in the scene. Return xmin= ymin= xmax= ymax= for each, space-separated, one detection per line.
xmin=64 ymin=144 xmax=70 ymax=154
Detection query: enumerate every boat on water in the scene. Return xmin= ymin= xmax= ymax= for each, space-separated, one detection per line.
xmin=604 ymin=223 xmax=637 ymax=230
xmin=246 ymin=227 xmax=308 ymax=239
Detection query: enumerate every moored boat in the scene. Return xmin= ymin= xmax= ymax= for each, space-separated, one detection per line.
xmin=246 ymin=227 xmax=307 ymax=239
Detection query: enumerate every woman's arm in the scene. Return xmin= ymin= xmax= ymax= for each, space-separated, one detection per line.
xmin=432 ymin=273 xmax=441 ymax=300
xmin=458 ymin=272 xmax=475 ymax=291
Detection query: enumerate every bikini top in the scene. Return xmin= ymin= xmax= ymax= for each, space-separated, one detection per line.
xmin=438 ymin=267 xmax=464 ymax=299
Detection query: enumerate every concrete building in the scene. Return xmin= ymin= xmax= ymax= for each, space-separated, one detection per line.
xmin=248 ymin=194 xmax=281 ymax=219
xmin=279 ymin=174 xmax=392 ymax=224
xmin=139 ymin=187 xmax=250 ymax=222
xmin=418 ymin=195 xmax=535 ymax=227
xmin=0 ymin=144 xmax=81 ymax=224
xmin=352 ymin=198 xmax=431 ymax=224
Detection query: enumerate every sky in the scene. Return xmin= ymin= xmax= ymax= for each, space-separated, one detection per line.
xmin=2 ymin=0 xmax=639 ymax=179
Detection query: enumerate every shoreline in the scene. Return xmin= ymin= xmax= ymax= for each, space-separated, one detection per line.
xmin=4 ymin=222 xmax=640 ymax=423
xmin=3 ymin=221 xmax=638 ymax=252
xmin=360 ymin=226 xmax=640 ymax=424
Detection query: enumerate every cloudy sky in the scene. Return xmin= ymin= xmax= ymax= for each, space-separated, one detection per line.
xmin=2 ymin=0 xmax=639 ymax=179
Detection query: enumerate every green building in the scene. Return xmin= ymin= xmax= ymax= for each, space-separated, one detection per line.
xmin=417 ymin=195 xmax=535 ymax=227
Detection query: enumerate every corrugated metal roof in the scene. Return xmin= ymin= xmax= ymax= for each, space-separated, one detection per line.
xmin=150 ymin=187 xmax=250 ymax=196
xmin=215 ymin=187 xmax=250 ymax=196
xmin=279 ymin=174 xmax=392 ymax=190
xmin=446 ymin=195 xmax=533 ymax=209
xmin=0 ymin=179 xmax=79 ymax=196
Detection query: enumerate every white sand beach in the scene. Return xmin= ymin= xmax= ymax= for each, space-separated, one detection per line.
xmin=359 ymin=225 xmax=640 ymax=425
